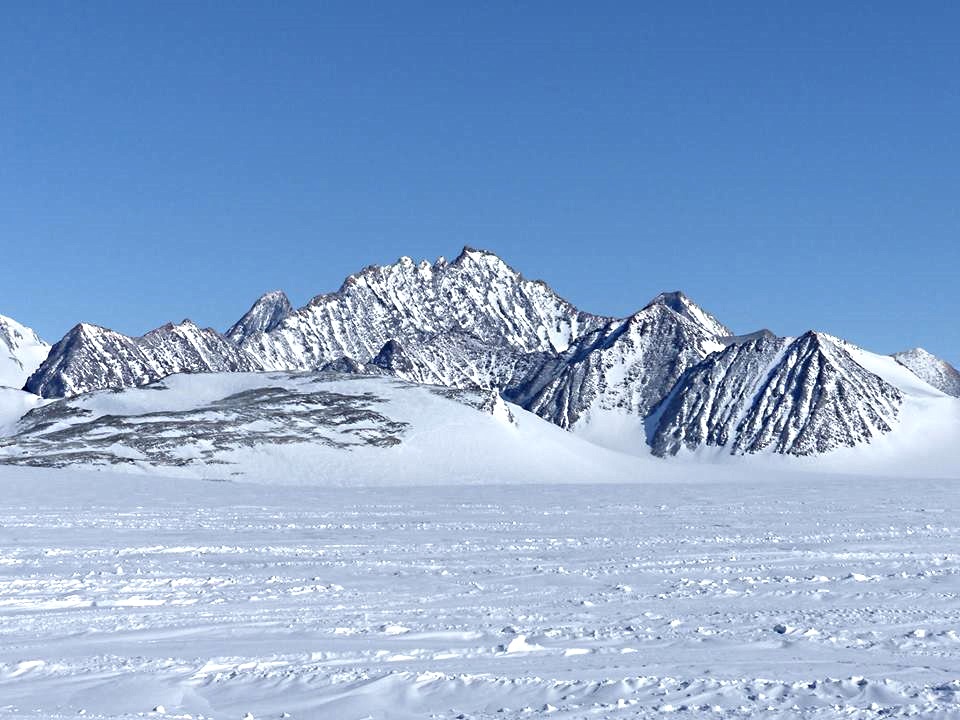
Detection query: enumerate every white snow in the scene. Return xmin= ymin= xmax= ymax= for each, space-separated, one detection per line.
xmin=0 ymin=466 xmax=956 ymax=719
xmin=0 ymin=388 xmax=45 ymax=436
xmin=0 ymin=314 xmax=49 ymax=390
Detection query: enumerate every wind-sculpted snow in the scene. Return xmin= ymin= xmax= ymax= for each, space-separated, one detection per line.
xmin=0 ymin=468 xmax=957 ymax=719
xmin=893 ymin=347 xmax=960 ymax=397
xmin=0 ymin=314 xmax=49 ymax=390
xmin=24 ymin=321 xmax=262 ymax=398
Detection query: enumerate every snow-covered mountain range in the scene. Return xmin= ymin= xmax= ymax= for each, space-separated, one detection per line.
xmin=3 ymin=247 xmax=959 ymax=471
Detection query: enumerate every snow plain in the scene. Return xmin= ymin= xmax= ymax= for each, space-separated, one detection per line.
xmin=0 ymin=466 xmax=958 ymax=719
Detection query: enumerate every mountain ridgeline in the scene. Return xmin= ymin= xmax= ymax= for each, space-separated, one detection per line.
xmin=21 ymin=248 xmax=960 ymax=457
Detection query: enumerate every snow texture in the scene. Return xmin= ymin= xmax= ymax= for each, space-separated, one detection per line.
xmin=0 ymin=467 xmax=957 ymax=719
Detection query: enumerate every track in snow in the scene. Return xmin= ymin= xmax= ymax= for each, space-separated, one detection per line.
xmin=0 ymin=469 xmax=957 ymax=719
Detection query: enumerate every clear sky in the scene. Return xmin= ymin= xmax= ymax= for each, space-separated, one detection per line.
xmin=2 ymin=2 xmax=958 ymax=364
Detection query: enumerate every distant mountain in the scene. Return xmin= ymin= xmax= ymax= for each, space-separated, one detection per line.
xmin=27 ymin=248 xmax=609 ymax=398
xmin=893 ymin=348 xmax=960 ymax=398
xmin=0 ymin=315 xmax=49 ymax=390
xmin=20 ymin=248 xmax=959 ymax=461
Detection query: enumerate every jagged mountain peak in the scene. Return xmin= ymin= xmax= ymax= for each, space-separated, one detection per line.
xmin=893 ymin=347 xmax=960 ymax=398
xmin=241 ymin=248 xmax=608 ymax=375
xmin=226 ymin=290 xmax=293 ymax=344
xmin=651 ymin=328 xmax=903 ymax=457
xmin=452 ymin=245 xmax=502 ymax=263
xmin=644 ymin=290 xmax=732 ymax=338
xmin=149 ymin=319 xmax=199 ymax=333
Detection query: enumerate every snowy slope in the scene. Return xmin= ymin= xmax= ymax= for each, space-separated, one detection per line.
xmin=0 ymin=467 xmax=958 ymax=719
xmin=0 ymin=314 xmax=49 ymax=389
xmin=1 ymin=372 xmax=651 ymax=485
xmin=0 ymin=387 xmax=45 ymax=436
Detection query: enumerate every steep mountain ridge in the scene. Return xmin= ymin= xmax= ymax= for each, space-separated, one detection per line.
xmin=507 ymin=301 xmax=724 ymax=435
xmin=651 ymin=332 xmax=903 ymax=456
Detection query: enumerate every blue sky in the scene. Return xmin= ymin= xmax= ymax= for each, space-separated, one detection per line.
xmin=2 ymin=2 xmax=958 ymax=364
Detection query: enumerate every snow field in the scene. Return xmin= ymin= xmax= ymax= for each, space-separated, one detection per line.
xmin=0 ymin=468 xmax=957 ymax=719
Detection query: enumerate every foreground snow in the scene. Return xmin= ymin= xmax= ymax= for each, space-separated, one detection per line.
xmin=0 ymin=467 xmax=957 ymax=719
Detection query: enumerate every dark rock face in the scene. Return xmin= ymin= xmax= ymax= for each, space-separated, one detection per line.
xmin=652 ymin=332 xmax=902 ymax=456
